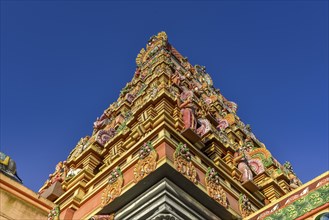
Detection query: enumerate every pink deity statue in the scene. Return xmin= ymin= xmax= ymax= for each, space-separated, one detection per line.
xmin=217 ymin=118 xmax=229 ymax=131
xmin=234 ymin=146 xmax=253 ymax=183
xmin=196 ymin=118 xmax=211 ymax=136
xmin=178 ymin=90 xmax=197 ymax=130
xmin=171 ymin=68 xmax=183 ymax=85
xmin=93 ymin=112 xmax=109 ymax=132
xmin=38 ymin=161 xmax=68 ymax=194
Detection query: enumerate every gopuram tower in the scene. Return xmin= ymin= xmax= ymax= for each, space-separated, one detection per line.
xmin=38 ymin=32 xmax=329 ymax=220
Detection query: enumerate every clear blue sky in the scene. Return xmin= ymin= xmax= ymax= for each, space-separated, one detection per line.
xmin=1 ymin=1 xmax=328 ymax=192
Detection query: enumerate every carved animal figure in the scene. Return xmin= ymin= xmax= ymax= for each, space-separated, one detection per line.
xmin=0 ymin=152 xmax=22 ymax=182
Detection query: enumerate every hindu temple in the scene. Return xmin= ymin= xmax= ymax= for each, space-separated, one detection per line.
xmin=1 ymin=32 xmax=328 ymax=220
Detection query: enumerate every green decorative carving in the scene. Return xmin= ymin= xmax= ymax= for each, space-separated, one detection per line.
xmin=264 ymin=183 xmax=329 ymax=220
xmin=48 ymin=205 xmax=60 ymax=220
xmin=175 ymin=143 xmax=192 ymax=162
xmin=108 ymin=167 xmax=122 ymax=185
xmin=263 ymin=157 xmax=273 ymax=167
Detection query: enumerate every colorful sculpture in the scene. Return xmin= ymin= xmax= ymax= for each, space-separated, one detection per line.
xmin=284 ymin=161 xmax=302 ymax=190
xmin=39 ymin=161 xmax=68 ymax=194
xmin=0 ymin=152 xmax=22 ymax=183
xmin=239 ymin=194 xmax=253 ymax=218
xmin=133 ymin=142 xmax=157 ymax=183
xmin=66 ymin=164 xmax=82 ymax=180
xmin=47 ymin=205 xmax=60 ymax=220
xmin=43 ymin=32 xmax=306 ymax=219
xmin=196 ymin=118 xmax=212 ymax=136
xmin=234 ymin=145 xmax=253 ymax=183
xmin=205 ymin=167 xmax=228 ymax=207
xmin=173 ymin=143 xmax=198 ymax=184
xmin=101 ymin=167 xmax=123 ymax=206
xmin=93 ymin=112 xmax=110 ymax=134
xmin=178 ymin=90 xmax=197 ymax=130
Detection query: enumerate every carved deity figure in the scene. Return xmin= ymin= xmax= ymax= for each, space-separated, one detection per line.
xmin=93 ymin=112 xmax=109 ymax=134
xmin=51 ymin=161 xmax=68 ymax=183
xmin=196 ymin=118 xmax=211 ymax=136
xmin=234 ymin=145 xmax=253 ymax=183
xmin=39 ymin=161 xmax=68 ymax=194
xmin=171 ymin=67 xmax=184 ymax=86
xmin=284 ymin=162 xmax=302 ymax=190
xmin=288 ymin=173 xmax=302 ymax=190
xmin=178 ymin=90 xmax=197 ymax=130
xmin=217 ymin=108 xmax=236 ymax=131
xmin=200 ymin=93 xmax=213 ymax=105
xmin=72 ymin=136 xmax=90 ymax=158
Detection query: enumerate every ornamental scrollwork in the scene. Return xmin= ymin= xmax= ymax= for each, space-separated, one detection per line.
xmin=239 ymin=194 xmax=253 ymax=218
xmin=260 ymin=183 xmax=329 ymax=220
xmin=205 ymin=168 xmax=228 ymax=208
xmin=133 ymin=142 xmax=157 ymax=183
xmin=173 ymin=143 xmax=197 ymax=184
xmin=101 ymin=167 xmax=123 ymax=207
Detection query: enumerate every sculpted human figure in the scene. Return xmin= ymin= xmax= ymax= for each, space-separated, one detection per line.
xmin=234 ymin=145 xmax=253 ymax=183
xmin=217 ymin=110 xmax=230 ymax=131
xmin=93 ymin=112 xmax=109 ymax=134
xmin=284 ymin=162 xmax=302 ymax=190
xmin=196 ymin=118 xmax=211 ymax=136
xmin=200 ymin=92 xmax=213 ymax=105
xmin=38 ymin=161 xmax=68 ymax=194
xmin=72 ymin=136 xmax=91 ymax=158
xmin=244 ymin=137 xmax=254 ymax=150
xmin=171 ymin=67 xmax=183 ymax=86
xmin=51 ymin=161 xmax=68 ymax=183
xmin=178 ymin=89 xmax=197 ymax=130
xmin=288 ymin=173 xmax=302 ymax=190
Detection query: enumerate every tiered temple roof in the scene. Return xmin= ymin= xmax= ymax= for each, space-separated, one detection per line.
xmin=39 ymin=32 xmax=315 ymax=220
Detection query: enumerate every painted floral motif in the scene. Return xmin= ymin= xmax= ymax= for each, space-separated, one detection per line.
xmin=205 ymin=168 xmax=228 ymax=208
xmin=259 ymin=183 xmax=329 ymax=220
xmin=173 ymin=143 xmax=197 ymax=184
xmin=138 ymin=142 xmax=154 ymax=159
xmin=133 ymin=142 xmax=157 ymax=183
